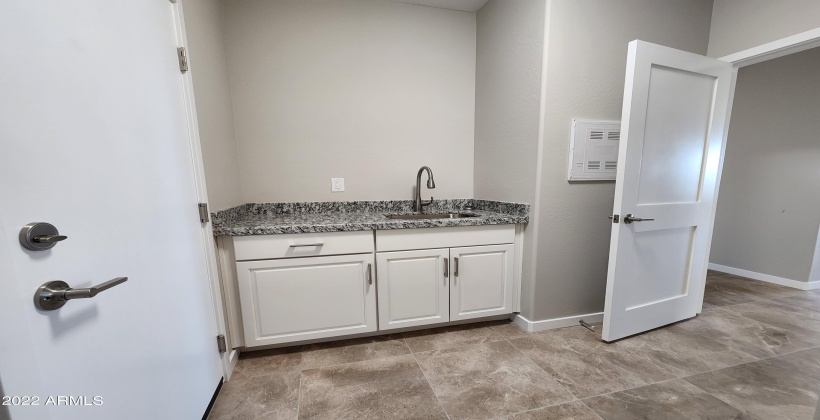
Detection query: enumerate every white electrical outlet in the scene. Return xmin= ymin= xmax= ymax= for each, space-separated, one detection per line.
xmin=331 ymin=178 xmax=345 ymax=192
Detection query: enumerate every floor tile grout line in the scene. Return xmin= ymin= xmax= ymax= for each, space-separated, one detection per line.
xmin=682 ymin=304 xmax=820 ymax=361
xmin=295 ymin=372 xmax=302 ymax=420
xmin=501 ymin=330 xmax=589 ymax=403
xmin=578 ymin=399 xmax=606 ymax=420
xmin=502 ymin=316 xmax=813 ymax=406
xmin=404 ymin=331 xmax=509 ymax=355
xmin=721 ymin=304 xmax=820 ymax=338
xmin=495 ymin=399 xmax=583 ymax=419
xmin=681 ymin=377 xmax=765 ymax=420
xmin=300 ymin=351 xmax=417 ymax=373
xmin=408 ymin=351 xmax=452 ymax=420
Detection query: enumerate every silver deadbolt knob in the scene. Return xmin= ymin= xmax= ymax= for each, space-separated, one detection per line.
xmin=34 ymin=277 xmax=128 ymax=311
xmin=19 ymin=222 xmax=67 ymax=251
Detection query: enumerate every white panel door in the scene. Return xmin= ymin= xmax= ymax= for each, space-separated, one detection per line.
xmin=237 ymin=254 xmax=377 ymax=346
xmin=376 ymin=249 xmax=450 ymax=330
xmin=450 ymin=244 xmax=514 ymax=321
xmin=603 ymin=40 xmax=735 ymax=342
xmin=0 ymin=2 xmax=223 ymax=419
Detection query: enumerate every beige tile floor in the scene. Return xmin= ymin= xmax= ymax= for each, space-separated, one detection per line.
xmin=209 ymin=271 xmax=820 ymax=419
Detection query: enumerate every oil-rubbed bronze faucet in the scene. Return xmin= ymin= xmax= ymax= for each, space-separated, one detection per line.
xmin=414 ymin=166 xmax=436 ymax=212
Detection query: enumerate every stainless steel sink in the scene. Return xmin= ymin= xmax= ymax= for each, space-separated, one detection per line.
xmin=385 ymin=213 xmax=479 ymax=220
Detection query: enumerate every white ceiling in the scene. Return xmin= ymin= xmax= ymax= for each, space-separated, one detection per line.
xmin=389 ymin=0 xmax=490 ymax=12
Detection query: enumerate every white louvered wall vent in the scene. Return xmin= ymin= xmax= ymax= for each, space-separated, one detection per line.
xmin=567 ymin=119 xmax=621 ymax=181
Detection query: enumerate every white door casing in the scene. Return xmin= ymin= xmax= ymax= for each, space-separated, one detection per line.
xmin=603 ymin=40 xmax=735 ymax=342
xmin=450 ymin=244 xmax=514 ymax=321
xmin=236 ymin=254 xmax=377 ymax=346
xmin=376 ymin=249 xmax=450 ymax=330
xmin=0 ymin=1 xmax=223 ymax=419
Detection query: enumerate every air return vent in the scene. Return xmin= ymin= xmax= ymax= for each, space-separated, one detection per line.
xmin=567 ymin=119 xmax=621 ymax=181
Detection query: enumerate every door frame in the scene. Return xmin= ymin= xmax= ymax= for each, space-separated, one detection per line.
xmin=170 ymin=1 xmax=237 ymax=379
xmin=697 ymin=28 xmax=820 ymax=310
xmin=719 ymin=28 xmax=820 ymax=68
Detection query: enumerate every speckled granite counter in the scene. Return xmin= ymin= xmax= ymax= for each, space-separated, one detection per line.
xmin=212 ymin=199 xmax=529 ymax=236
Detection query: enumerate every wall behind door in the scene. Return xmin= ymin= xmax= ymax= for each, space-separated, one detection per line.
xmin=708 ymin=0 xmax=820 ymax=58
xmin=529 ymin=0 xmax=713 ymax=322
xmin=710 ymin=47 xmax=820 ymax=284
xmin=473 ymin=0 xmax=545 ymax=320
xmin=183 ymin=0 xmax=244 ymax=211
xmin=221 ymin=0 xmax=476 ymax=203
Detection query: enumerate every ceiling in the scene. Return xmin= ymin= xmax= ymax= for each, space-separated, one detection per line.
xmin=389 ymin=0 xmax=490 ymax=12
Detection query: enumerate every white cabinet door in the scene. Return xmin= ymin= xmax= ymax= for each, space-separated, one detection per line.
xmin=376 ymin=249 xmax=450 ymax=330
xmin=450 ymin=244 xmax=514 ymax=321
xmin=237 ymin=254 xmax=377 ymax=347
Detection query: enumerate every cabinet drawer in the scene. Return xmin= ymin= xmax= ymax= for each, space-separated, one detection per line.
xmin=376 ymin=225 xmax=515 ymax=252
xmin=233 ymin=230 xmax=374 ymax=261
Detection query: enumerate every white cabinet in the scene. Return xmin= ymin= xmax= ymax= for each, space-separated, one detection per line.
xmin=224 ymin=225 xmax=520 ymax=349
xmin=450 ymin=244 xmax=514 ymax=321
xmin=375 ymin=226 xmax=518 ymax=329
xmin=376 ymin=248 xmax=449 ymax=330
xmin=236 ymin=253 xmax=377 ymax=347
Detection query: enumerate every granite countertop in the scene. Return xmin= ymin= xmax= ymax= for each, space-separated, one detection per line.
xmin=211 ymin=199 xmax=529 ymax=236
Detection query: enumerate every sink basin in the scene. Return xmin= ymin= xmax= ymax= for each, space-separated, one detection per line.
xmin=385 ymin=213 xmax=479 ymax=220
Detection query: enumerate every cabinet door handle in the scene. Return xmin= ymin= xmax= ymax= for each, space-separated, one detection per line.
xmin=444 ymin=258 xmax=449 ymax=279
xmin=367 ymin=263 xmax=372 ymax=285
xmin=289 ymin=243 xmax=324 ymax=248
xmin=454 ymin=257 xmax=459 ymax=278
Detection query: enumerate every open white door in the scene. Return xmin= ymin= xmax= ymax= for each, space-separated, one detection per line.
xmin=0 ymin=1 xmax=222 ymax=419
xmin=602 ymin=41 xmax=735 ymax=342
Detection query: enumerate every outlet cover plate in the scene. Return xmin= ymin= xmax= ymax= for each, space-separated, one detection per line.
xmin=331 ymin=178 xmax=345 ymax=192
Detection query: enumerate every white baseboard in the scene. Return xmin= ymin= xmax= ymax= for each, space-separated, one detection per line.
xmin=709 ymin=263 xmax=820 ymax=291
xmin=512 ymin=312 xmax=604 ymax=333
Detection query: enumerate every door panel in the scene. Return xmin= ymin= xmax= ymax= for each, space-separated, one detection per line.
xmin=376 ymin=249 xmax=449 ymax=330
xmin=450 ymin=244 xmax=514 ymax=321
xmin=237 ymin=254 xmax=377 ymax=346
xmin=603 ymin=40 xmax=735 ymax=342
xmin=0 ymin=1 xmax=222 ymax=419
xmin=624 ymin=227 xmax=695 ymax=309
xmin=636 ymin=66 xmax=716 ymax=205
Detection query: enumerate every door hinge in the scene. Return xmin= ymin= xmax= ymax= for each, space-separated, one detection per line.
xmin=177 ymin=47 xmax=188 ymax=73
xmin=216 ymin=334 xmax=227 ymax=353
xmin=198 ymin=203 xmax=209 ymax=223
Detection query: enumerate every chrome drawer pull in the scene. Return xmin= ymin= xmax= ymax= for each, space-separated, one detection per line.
xmin=289 ymin=243 xmax=324 ymax=248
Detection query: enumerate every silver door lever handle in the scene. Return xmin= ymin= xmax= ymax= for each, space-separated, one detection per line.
xmin=35 ymin=277 xmax=128 ymax=311
xmin=623 ymin=214 xmax=655 ymax=224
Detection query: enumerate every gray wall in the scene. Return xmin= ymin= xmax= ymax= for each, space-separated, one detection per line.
xmin=474 ymin=0 xmax=545 ymax=319
xmin=530 ymin=0 xmax=713 ymax=321
xmin=222 ymin=0 xmax=476 ymax=203
xmin=710 ymin=47 xmax=820 ymax=282
xmin=708 ymin=0 xmax=820 ymax=58
xmin=182 ymin=0 xmax=244 ymax=211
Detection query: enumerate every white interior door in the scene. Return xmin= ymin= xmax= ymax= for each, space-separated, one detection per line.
xmin=0 ymin=2 xmax=222 ymax=419
xmin=603 ymin=40 xmax=735 ymax=342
